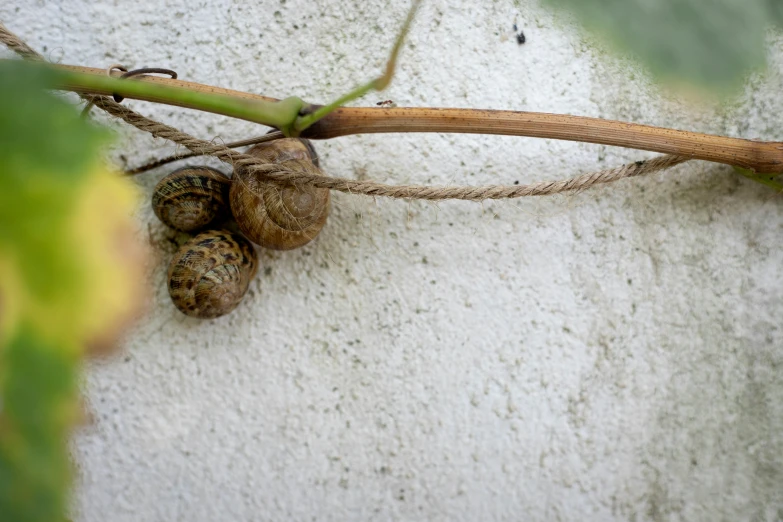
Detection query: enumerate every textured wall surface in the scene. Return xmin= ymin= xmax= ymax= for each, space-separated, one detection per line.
xmin=2 ymin=1 xmax=783 ymax=520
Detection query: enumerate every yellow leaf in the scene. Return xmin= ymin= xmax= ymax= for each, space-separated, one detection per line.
xmin=68 ymin=164 xmax=150 ymax=356
xmin=0 ymin=254 xmax=23 ymax=347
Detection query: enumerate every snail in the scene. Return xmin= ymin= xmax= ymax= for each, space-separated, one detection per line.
xmin=258 ymin=131 xmax=320 ymax=167
xmin=167 ymin=229 xmax=258 ymax=318
xmin=152 ymin=166 xmax=231 ymax=232
xmin=230 ymin=138 xmax=330 ymax=251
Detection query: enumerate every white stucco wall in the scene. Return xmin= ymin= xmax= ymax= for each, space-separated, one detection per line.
xmin=3 ymin=1 xmax=783 ymax=520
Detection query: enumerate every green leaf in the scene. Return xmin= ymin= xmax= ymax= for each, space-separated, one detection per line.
xmin=0 ymin=61 xmax=113 ymax=522
xmin=543 ymin=0 xmax=782 ymax=90
xmin=0 ymin=61 xmax=109 ymax=312
xmin=733 ymin=166 xmax=783 ymax=191
xmin=0 ymin=325 xmax=78 ymax=522
xmin=769 ymin=0 xmax=783 ymax=24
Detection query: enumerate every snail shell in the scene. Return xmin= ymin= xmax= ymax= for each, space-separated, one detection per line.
xmin=230 ymin=138 xmax=330 ymax=251
xmin=261 ymin=131 xmax=320 ymax=167
xmin=153 ymin=166 xmax=231 ymax=232
xmin=167 ymin=229 xmax=258 ymax=318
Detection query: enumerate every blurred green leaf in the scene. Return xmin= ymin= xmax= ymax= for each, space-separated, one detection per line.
xmin=543 ymin=0 xmax=783 ymax=90
xmin=0 ymin=326 xmax=77 ymax=522
xmin=770 ymin=0 xmax=783 ymax=24
xmin=0 ymin=61 xmax=109 ymax=316
xmin=0 ymin=61 xmax=111 ymax=522
xmin=733 ymin=166 xmax=783 ymax=191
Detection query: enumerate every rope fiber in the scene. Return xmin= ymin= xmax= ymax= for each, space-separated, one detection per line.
xmin=0 ymin=22 xmax=691 ymax=201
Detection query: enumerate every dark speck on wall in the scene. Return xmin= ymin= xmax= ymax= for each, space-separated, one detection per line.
xmin=513 ymin=23 xmax=526 ymax=45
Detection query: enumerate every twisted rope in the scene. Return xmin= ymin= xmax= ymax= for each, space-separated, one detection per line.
xmin=0 ymin=22 xmax=691 ymax=201
xmin=0 ymin=23 xmax=41 ymax=61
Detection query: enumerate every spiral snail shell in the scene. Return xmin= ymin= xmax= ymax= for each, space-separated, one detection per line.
xmin=230 ymin=138 xmax=330 ymax=251
xmin=153 ymin=166 xmax=231 ymax=232
xmin=167 ymin=229 xmax=258 ymax=318
xmin=254 ymin=134 xmax=320 ymax=167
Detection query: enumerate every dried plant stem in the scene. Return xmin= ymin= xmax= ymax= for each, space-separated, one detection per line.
xmin=0 ymin=22 xmax=692 ymax=201
xmin=38 ymin=63 xmax=783 ymax=174
xmin=304 ymin=108 xmax=783 ymax=173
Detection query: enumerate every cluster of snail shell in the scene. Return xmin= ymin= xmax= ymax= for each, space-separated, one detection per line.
xmin=152 ymin=137 xmax=329 ymax=318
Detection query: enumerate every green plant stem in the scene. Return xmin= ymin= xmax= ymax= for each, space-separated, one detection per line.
xmin=1 ymin=1 xmax=421 ymax=137
xmin=7 ymin=58 xmax=783 ymax=174
xmin=734 ymin=167 xmax=783 ymax=191
xmin=2 ymin=59 xmax=307 ymax=134
xmin=294 ymin=0 xmax=421 ymax=132
xmin=295 ymin=82 xmax=375 ymax=134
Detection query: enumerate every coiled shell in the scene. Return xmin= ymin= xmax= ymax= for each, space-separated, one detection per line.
xmin=167 ymin=229 xmax=258 ymax=318
xmin=257 ymin=134 xmax=320 ymax=167
xmin=153 ymin=166 xmax=230 ymax=232
xmin=230 ymin=138 xmax=330 ymax=251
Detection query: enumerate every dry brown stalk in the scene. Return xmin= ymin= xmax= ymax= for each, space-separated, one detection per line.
xmin=56 ymin=64 xmax=783 ymax=174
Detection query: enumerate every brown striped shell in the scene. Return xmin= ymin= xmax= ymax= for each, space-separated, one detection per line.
xmin=167 ymin=229 xmax=258 ymax=318
xmin=153 ymin=166 xmax=231 ymax=232
xmin=229 ymin=138 xmax=330 ymax=251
